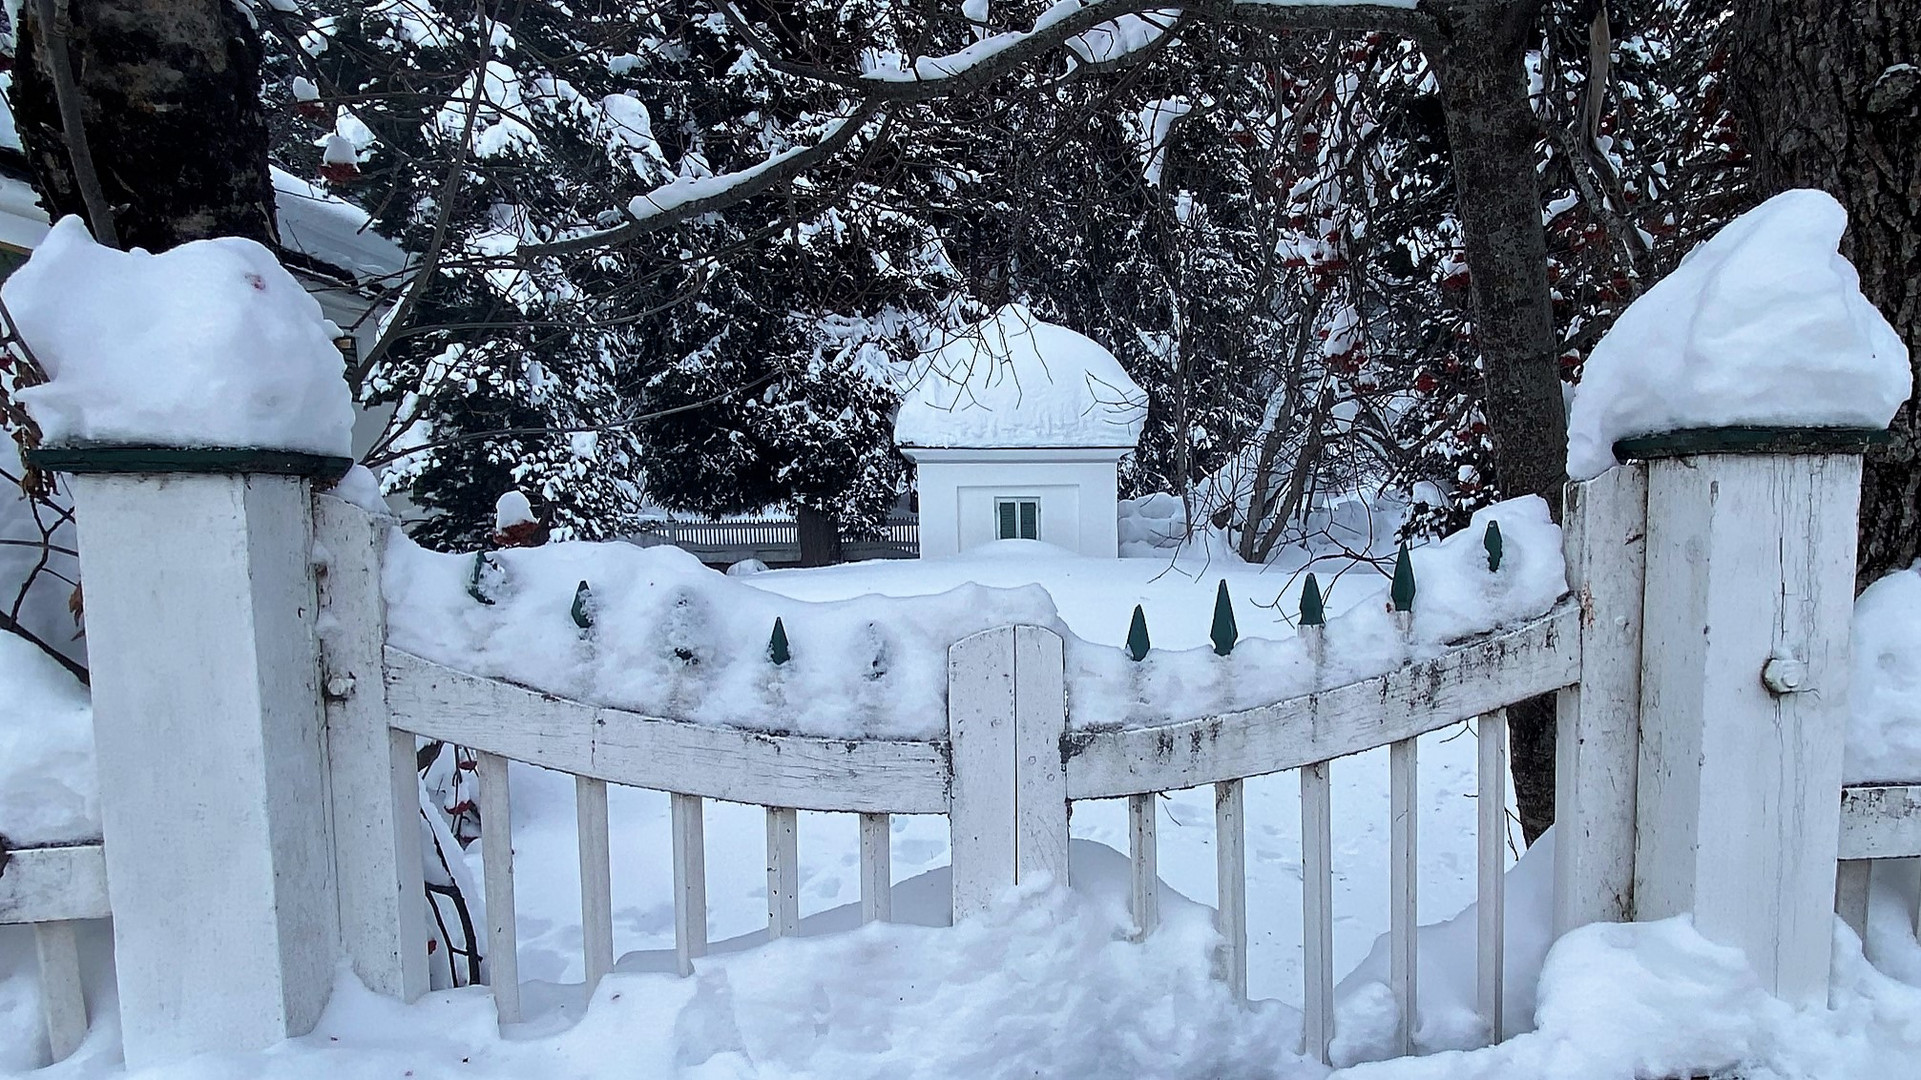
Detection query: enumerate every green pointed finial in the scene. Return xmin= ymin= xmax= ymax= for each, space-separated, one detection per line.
xmin=1126 ymin=604 xmax=1151 ymax=662
xmin=571 ymin=580 xmax=593 ymax=628
xmin=1484 ymin=520 xmax=1503 ymax=572
xmin=467 ymin=552 xmax=496 ymax=605
xmin=1299 ymin=573 xmax=1325 ymax=627
xmin=769 ymin=617 xmax=790 ymax=665
xmin=1210 ymin=580 xmax=1238 ymax=656
xmin=1391 ymin=543 xmax=1416 ymax=612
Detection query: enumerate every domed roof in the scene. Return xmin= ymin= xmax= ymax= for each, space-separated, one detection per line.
xmin=893 ymin=304 xmax=1148 ymax=450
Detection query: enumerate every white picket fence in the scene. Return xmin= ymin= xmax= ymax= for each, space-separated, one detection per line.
xmin=6 ymin=429 xmax=1919 ymax=1071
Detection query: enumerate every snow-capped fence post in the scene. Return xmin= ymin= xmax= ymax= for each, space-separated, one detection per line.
xmin=312 ymin=492 xmax=430 ymax=1004
xmin=1624 ymin=428 xmax=1875 ymax=1005
xmin=31 ymin=446 xmax=351 ymax=1068
xmin=947 ymin=624 xmax=1069 ymax=919
xmin=1553 ymin=461 xmax=1648 ymax=934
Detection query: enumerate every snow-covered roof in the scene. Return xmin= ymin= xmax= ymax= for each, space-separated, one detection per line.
xmin=893 ymin=304 xmax=1148 ymax=450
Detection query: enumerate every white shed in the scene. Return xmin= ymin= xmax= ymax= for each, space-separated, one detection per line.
xmin=895 ymin=305 xmax=1148 ymax=558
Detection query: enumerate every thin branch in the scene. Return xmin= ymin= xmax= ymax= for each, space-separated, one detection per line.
xmin=32 ymin=0 xmax=120 ymax=248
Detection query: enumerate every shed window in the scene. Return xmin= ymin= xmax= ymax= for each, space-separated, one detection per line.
xmin=996 ymin=498 xmax=1039 ymax=540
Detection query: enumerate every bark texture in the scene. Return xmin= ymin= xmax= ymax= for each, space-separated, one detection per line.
xmin=1729 ymin=0 xmax=1921 ymax=593
xmin=1432 ymin=0 xmax=1564 ymax=844
xmin=13 ymin=0 xmax=277 ymax=251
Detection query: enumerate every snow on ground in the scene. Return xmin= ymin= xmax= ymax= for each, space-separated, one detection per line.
xmin=0 ymin=632 xmax=94 ymax=846
xmin=1566 ymin=188 xmax=1910 ymax=480
xmin=5 ymin=217 xmax=354 ymax=457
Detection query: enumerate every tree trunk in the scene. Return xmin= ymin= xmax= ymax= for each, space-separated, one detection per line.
xmin=1432 ymin=0 xmax=1566 ymax=844
xmin=795 ymin=505 xmax=842 ymax=567
xmin=13 ymin=0 xmax=277 ymax=251
xmin=1728 ymin=0 xmax=1921 ymax=594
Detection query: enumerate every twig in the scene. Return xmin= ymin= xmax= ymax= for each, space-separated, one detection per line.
xmin=32 ymin=0 xmax=119 ymax=248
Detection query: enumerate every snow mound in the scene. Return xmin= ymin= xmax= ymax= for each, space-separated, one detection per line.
xmin=1845 ymin=563 xmax=1921 ymax=784
xmin=0 ymin=632 xmax=96 ymax=845
xmin=1566 ymin=189 xmax=1909 ymax=480
xmin=7 ymin=216 xmax=355 ymax=457
xmin=894 ymin=304 xmax=1148 ymax=449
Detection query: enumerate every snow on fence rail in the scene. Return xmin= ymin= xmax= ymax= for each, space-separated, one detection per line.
xmin=19 ymin=426 xmax=1903 ymax=1070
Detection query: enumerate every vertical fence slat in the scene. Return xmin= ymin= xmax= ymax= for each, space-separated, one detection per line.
xmin=767 ymin=807 xmax=801 ymax=938
xmin=1215 ymin=779 xmax=1247 ymax=1001
xmin=1835 ymin=859 xmax=1872 ymax=943
xmin=33 ymin=921 xmax=87 ymax=1062
xmin=671 ymin=793 xmax=707 ymax=975
xmin=1301 ymin=761 xmax=1335 ymax=1064
xmin=859 ymin=813 xmax=893 ymax=923
xmin=1389 ymin=737 xmax=1419 ymax=1056
xmin=1477 ymin=710 xmax=1509 ymax=1044
xmin=476 ymin=752 xmax=521 ymax=1023
xmin=1129 ymin=793 xmax=1160 ymax=936
xmin=575 ymin=776 xmax=614 ymax=989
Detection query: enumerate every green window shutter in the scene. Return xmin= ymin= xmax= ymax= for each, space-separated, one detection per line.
xmin=1019 ymin=501 xmax=1038 ymax=539
xmin=998 ymin=501 xmax=1017 ymax=539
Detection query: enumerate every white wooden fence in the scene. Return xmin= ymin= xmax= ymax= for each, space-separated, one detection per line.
xmin=10 ymin=428 xmax=1914 ymax=1070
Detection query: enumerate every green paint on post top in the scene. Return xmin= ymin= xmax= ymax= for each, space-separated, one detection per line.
xmin=571 ymin=580 xmax=594 ymax=629
xmin=769 ymin=617 xmax=791 ymax=666
xmin=466 ymin=552 xmax=495 ymax=606
xmin=1210 ymin=580 xmax=1238 ymax=657
xmin=1391 ymin=543 xmax=1416 ymax=612
xmin=1299 ymin=573 xmax=1325 ymax=627
xmin=1484 ymin=520 xmax=1503 ymax=573
xmin=1126 ymin=605 xmax=1151 ymax=662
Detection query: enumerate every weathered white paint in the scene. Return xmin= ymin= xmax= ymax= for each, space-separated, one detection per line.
xmin=575 ymin=776 xmax=614 ymax=988
xmin=1554 ymin=464 xmax=1647 ymax=933
xmin=1834 ymin=860 xmax=1871 ymax=944
xmin=475 ymin=752 xmax=521 ymax=1023
xmin=948 ymin=625 xmax=1069 ymax=920
xmin=0 ymin=843 xmax=109 ymax=923
xmin=33 ymin=920 xmax=87 ymax=1062
xmin=1300 ymin=762 xmax=1334 ymax=1064
xmin=67 ymin=472 xmax=338 ymax=1068
xmin=1477 ymin=711 xmax=1509 ymax=1043
xmin=904 ymin=448 xmax=1127 ymax=558
xmin=314 ymin=494 xmax=430 ymax=1002
xmin=858 ymin=813 xmax=893 ymax=924
xmin=1065 ymin=604 xmax=1580 ymax=800
xmin=1389 ymin=739 xmax=1418 ymax=1057
xmin=766 ymin=807 xmax=801 ymax=939
xmin=1215 ymin=779 xmax=1247 ymax=1002
xmin=1838 ymin=784 xmax=1921 ymax=860
xmin=671 ymin=793 xmax=708 ymax=976
xmin=1632 ymin=452 xmax=1860 ymax=1004
xmin=1128 ymin=793 xmax=1160 ymax=936
xmin=385 ymin=648 xmax=949 ymax=814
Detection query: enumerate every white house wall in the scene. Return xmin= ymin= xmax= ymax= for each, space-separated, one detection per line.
xmin=915 ymin=455 xmax=1121 ymax=558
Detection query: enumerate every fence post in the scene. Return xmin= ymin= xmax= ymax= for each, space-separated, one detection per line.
xmin=947 ymin=624 xmax=1069 ymax=920
xmin=313 ymin=493 xmax=429 ymax=1002
xmin=37 ymin=447 xmax=346 ymax=1068
xmin=1554 ymin=463 xmax=1647 ymax=933
xmin=1626 ymin=429 xmax=1870 ymax=1004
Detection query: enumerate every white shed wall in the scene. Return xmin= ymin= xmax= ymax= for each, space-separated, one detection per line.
xmin=912 ymin=453 xmax=1121 ymax=558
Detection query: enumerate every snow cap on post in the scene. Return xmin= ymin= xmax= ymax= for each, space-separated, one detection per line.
xmin=6 ymin=216 xmax=356 ymax=460
xmin=1565 ymin=189 xmax=1909 ymax=479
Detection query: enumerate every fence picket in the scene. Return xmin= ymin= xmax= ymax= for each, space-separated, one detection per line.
xmin=476 ymin=752 xmax=521 ymax=1023
xmin=1215 ymin=779 xmax=1247 ymax=1001
xmin=1389 ymin=738 xmax=1418 ymax=1056
xmin=33 ymin=921 xmax=87 ymax=1061
xmin=859 ymin=813 xmax=892 ymax=923
xmin=1835 ymin=860 xmax=1871 ymax=943
xmin=1477 ymin=711 xmax=1509 ymax=1043
xmin=671 ymin=793 xmax=708 ymax=975
xmin=767 ymin=808 xmax=801 ymax=938
xmin=1301 ymin=761 xmax=1334 ymax=1064
xmin=575 ymin=776 xmax=614 ymax=989
xmin=1129 ymin=793 xmax=1160 ymax=936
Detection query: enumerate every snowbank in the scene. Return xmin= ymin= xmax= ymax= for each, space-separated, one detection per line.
xmin=383 ymin=497 xmax=1565 ymax=738
xmin=0 ymin=631 xmax=96 ymax=845
xmin=894 ymin=304 xmax=1149 ymax=449
xmin=6 ymin=216 xmax=355 ymax=457
xmin=1566 ymin=189 xmax=1909 ymax=480
xmin=1845 ymin=563 xmax=1921 ymax=784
